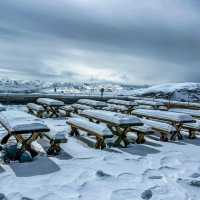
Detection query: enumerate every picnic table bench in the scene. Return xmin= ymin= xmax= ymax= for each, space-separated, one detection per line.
xmin=132 ymin=109 xmax=194 ymax=140
xmin=102 ymin=104 xmax=128 ymax=113
xmin=135 ymin=100 xmax=165 ymax=109
xmin=36 ymin=98 xmax=65 ymax=118
xmin=71 ymin=103 xmax=93 ymax=114
xmin=66 ymin=117 xmax=113 ymax=149
xmin=141 ymin=118 xmax=177 ymax=141
xmin=77 ymin=99 xmax=107 ymax=108
xmin=59 ymin=105 xmax=74 ymax=117
xmin=169 ymin=108 xmax=200 ymax=119
xmin=130 ymin=124 xmax=154 ymax=143
xmin=79 ymin=109 xmax=143 ymax=147
xmin=181 ymin=120 xmax=200 ymax=139
xmin=0 ymin=111 xmax=50 ymax=160
xmin=27 ymin=103 xmax=45 ymax=118
xmin=107 ymin=99 xmax=138 ymax=113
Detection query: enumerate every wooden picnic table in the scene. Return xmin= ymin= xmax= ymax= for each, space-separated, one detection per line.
xmin=77 ymin=99 xmax=107 ymax=109
xmin=169 ymin=108 xmax=200 ymax=119
xmin=36 ymin=98 xmax=65 ymax=118
xmin=107 ymin=99 xmax=138 ymax=114
xmin=132 ymin=109 xmax=195 ymax=140
xmin=135 ymin=100 xmax=165 ymax=109
xmin=80 ymin=109 xmax=143 ymax=147
xmin=0 ymin=111 xmax=50 ymax=159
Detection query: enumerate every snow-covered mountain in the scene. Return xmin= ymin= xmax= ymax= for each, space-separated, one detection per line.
xmin=132 ymin=83 xmax=200 ymax=102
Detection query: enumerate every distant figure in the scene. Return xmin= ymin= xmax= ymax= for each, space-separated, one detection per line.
xmin=54 ymin=87 xmax=57 ymax=93
xmin=100 ymin=88 xmax=104 ymax=97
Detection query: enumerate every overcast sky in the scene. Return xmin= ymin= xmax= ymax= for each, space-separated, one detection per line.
xmin=0 ymin=0 xmax=199 ymax=84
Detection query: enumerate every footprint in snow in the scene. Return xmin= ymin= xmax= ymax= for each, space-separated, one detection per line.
xmin=110 ymin=189 xmax=138 ymax=200
xmin=0 ymin=193 xmax=7 ymax=200
xmin=141 ymin=189 xmax=153 ymax=200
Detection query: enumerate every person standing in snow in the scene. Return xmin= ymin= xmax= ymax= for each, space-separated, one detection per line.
xmin=100 ymin=87 xmax=104 ymax=97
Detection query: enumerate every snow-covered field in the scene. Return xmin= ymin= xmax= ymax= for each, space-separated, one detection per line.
xmin=0 ymin=106 xmax=200 ymax=200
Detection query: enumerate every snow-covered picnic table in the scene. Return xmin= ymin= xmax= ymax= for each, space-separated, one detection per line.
xmin=0 ymin=110 xmax=50 ymax=156
xmin=36 ymin=98 xmax=65 ymax=117
xmin=132 ymin=109 xmax=194 ymax=140
xmin=71 ymin=103 xmax=93 ymax=113
xmin=77 ymin=99 xmax=107 ymax=108
xmin=102 ymin=103 xmax=128 ymax=113
xmin=80 ymin=109 xmax=143 ymax=147
xmin=169 ymin=108 xmax=200 ymax=119
xmin=135 ymin=100 xmax=165 ymax=109
xmin=107 ymin=99 xmax=137 ymax=113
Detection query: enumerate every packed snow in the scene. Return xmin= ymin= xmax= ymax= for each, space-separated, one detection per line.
xmin=0 ymin=105 xmax=200 ymax=200
xmin=107 ymin=99 xmax=137 ymax=106
xmin=77 ymin=99 xmax=107 ymax=107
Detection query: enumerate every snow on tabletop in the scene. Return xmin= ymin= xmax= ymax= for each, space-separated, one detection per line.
xmin=72 ymin=103 xmax=93 ymax=110
xmin=66 ymin=117 xmax=113 ymax=136
xmin=135 ymin=100 xmax=164 ymax=106
xmin=60 ymin=105 xmax=74 ymax=111
xmin=107 ymin=99 xmax=137 ymax=106
xmin=77 ymin=99 xmax=107 ymax=107
xmin=27 ymin=103 xmax=45 ymax=111
xmin=0 ymin=110 xmax=49 ymax=133
xmin=131 ymin=124 xmax=153 ymax=133
xmin=81 ymin=109 xmax=143 ymax=125
xmin=37 ymin=98 xmax=64 ymax=106
xmin=169 ymin=108 xmax=200 ymax=118
xmin=141 ymin=118 xmax=176 ymax=133
xmin=132 ymin=109 xmax=193 ymax=122
xmin=103 ymin=104 xmax=128 ymax=111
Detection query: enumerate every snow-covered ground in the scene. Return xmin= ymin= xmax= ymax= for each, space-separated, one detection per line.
xmin=0 ymin=106 xmax=200 ymax=200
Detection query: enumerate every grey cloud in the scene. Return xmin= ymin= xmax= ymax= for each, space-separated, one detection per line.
xmin=0 ymin=0 xmax=199 ymax=84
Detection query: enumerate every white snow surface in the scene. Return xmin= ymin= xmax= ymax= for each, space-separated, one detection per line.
xmin=37 ymin=98 xmax=64 ymax=106
xmin=72 ymin=103 xmax=93 ymax=110
xmin=81 ymin=109 xmax=142 ymax=125
xmin=0 ymin=106 xmax=200 ymax=200
xmin=0 ymin=110 xmax=48 ymax=133
xmin=132 ymin=109 xmax=193 ymax=123
xmin=103 ymin=104 xmax=128 ymax=112
xmin=66 ymin=117 xmax=113 ymax=136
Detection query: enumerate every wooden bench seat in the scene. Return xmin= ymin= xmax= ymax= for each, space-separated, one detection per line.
xmin=71 ymin=103 xmax=93 ymax=113
xmin=130 ymin=124 xmax=154 ymax=143
xmin=27 ymin=103 xmax=45 ymax=118
xmin=66 ymin=117 xmax=113 ymax=149
xmin=141 ymin=118 xmax=177 ymax=141
xmin=182 ymin=120 xmax=200 ymax=139
xmin=102 ymin=104 xmax=128 ymax=113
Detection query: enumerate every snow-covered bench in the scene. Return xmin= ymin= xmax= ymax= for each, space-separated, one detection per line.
xmin=102 ymin=103 xmax=128 ymax=113
xmin=66 ymin=117 xmax=113 ymax=149
xmin=80 ymin=109 xmax=143 ymax=147
xmin=181 ymin=120 xmax=200 ymax=139
xmin=169 ymin=108 xmax=200 ymax=119
xmin=107 ymin=99 xmax=137 ymax=113
xmin=135 ymin=100 xmax=165 ymax=109
xmin=130 ymin=124 xmax=154 ymax=144
xmin=43 ymin=124 xmax=68 ymax=154
xmin=132 ymin=109 xmax=194 ymax=140
xmin=59 ymin=105 xmax=74 ymax=117
xmin=36 ymin=98 xmax=65 ymax=117
xmin=141 ymin=118 xmax=177 ymax=141
xmin=71 ymin=103 xmax=93 ymax=114
xmin=27 ymin=103 xmax=45 ymax=118
xmin=0 ymin=110 xmax=50 ymax=158
xmin=77 ymin=99 xmax=107 ymax=108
